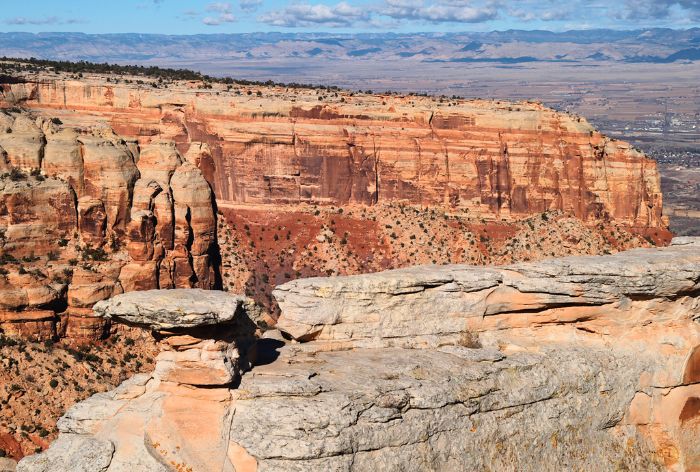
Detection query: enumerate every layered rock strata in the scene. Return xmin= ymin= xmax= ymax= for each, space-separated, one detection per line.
xmin=274 ymin=238 xmax=700 ymax=346
xmin=17 ymin=239 xmax=700 ymax=471
xmin=1 ymin=71 xmax=675 ymax=318
xmin=93 ymin=289 xmax=254 ymax=388
xmin=1 ymin=74 xmax=666 ymax=230
xmin=0 ymin=110 xmax=218 ymax=341
xmin=17 ymin=289 xmax=255 ymax=472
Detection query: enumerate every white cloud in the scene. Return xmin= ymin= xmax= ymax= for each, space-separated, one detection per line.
xmin=207 ymin=2 xmax=234 ymax=13
xmin=203 ymin=2 xmax=237 ymax=25
xmin=5 ymin=16 xmax=86 ymax=25
xmin=203 ymin=13 xmax=236 ymax=25
xmin=197 ymin=0 xmax=700 ymax=29
xmin=240 ymin=0 xmax=264 ymax=13
xmin=378 ymin=0 xmax=497 ymax=23
xmin=620 ymin=0 xmax=700 ymax=20
xmin=259 ymin=2 xmax=370 ymax=27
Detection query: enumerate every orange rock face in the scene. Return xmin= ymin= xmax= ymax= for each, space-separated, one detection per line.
xmin=0 ymin=108 xmax=218 ymax=341
xmin=2 ymin=76 xmax=665 ymax=229
xmin=0 ymin=71 xmax=671 ymax=330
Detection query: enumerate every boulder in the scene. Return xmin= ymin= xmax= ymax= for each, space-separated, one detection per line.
xmin=92 ymin=289 xmax=248 ymax=331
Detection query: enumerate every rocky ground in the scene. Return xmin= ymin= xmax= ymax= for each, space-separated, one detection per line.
xmin=15 ymin=238 xmax=700 ymax=471
xmin=0 ymin=329 xmax=157 ymax=460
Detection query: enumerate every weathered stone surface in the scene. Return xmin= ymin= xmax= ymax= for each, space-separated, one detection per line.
xmin=125 ymin=210 xmax=156 ymax=261
xmin=274 ymin=238 xmax=700 ymax=344
xmin=0 ymin=310 xmax=55 ymax=340
xmin=67 ymin=265 xmax=123 ymax=309
xmin=93 ymin=289 xmax=249 ymax=330
xmin=227 ymin=345 xmax=662 ymax=472
xmin=170 ymin=162 xmax=215 ymax=258
xmin=58 ymin=308 xmax=109 ymax=341
xmin=78 ymin=129 xmax=139 ymax=236
xmin=0 ymin=114 xmax=43 ymax=171
xmin=0 ymin=175 xmax=77 ymax=258
xmin=154 ymin=338 xmax=239 ymax=386
xmin=135 ymin=142 xmax=181 ymax=189
xmin=16 ymin=435 xmax=114 ymax=472
xmin=42 ymin=125 xmax=84 ymax=195
xmin=78 ymin=197 xmax=107 ymax=245
xmin=17 ymin=241 xmax=700 ymax=471
xmin=0 ymin=457 xmax=16 ymax=472
xmin=118 ymin=262 xmax=158 ymax=293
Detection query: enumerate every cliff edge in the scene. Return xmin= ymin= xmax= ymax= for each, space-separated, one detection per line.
xmin=16 ymin=238 xmax=700 ymax=471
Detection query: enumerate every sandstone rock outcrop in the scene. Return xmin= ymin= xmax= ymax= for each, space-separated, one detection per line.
xmin=93 ymin=289 xmax=254 ymax=388
xmin=0 ymin=110 xmax=218 ymax=341
xmin=18 ymin=289 xmax=257 ymax=472
xmin=93 ymin=288 xmax=250 ymax=330
xmin=17 ymin=239 xmax=700 ymax=471
xmin=274 ymin=239 xmax=700 ymax=345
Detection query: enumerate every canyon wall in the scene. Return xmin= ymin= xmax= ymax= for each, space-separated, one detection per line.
xmin=0 ymin=110 xmax=218 ymax=341
xmin=16 ymin=238 xmax=700 ymax=471
xmin=1 ymin=75 xmax=665 ymax=228
xmin=0 ymin=71 xmax=672 ymax=318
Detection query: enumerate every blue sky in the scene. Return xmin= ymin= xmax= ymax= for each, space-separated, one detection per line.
xmin=1 ymin=0 xmax=699 ymax=34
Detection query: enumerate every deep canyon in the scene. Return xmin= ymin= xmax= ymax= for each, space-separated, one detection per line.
xmin=0 ymin=62 xmax=695 ymax=471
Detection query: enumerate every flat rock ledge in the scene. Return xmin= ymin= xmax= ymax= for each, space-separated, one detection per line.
xmin=274 ymin=237 xmax=700 ymax=345
xmin=93 ymin=288 xmax=250 ymax=330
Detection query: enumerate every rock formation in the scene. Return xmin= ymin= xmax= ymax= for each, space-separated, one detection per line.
xmin=0 ymin=69 xmax=673 ymax=316
xmin=0 ymin=110 xmax=218 ymax=341
xmin=18 ymin=289 xmax=256 ymax=472
xmin=1 ymin=76 xmax=666 ymax=229
xmin=0 ymin=68 xmax=679 ymax=463
xmin=17 ymin=238 xmax=700 ymax=471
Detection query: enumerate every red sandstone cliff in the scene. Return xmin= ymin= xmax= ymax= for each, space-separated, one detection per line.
xmin=0 ymin=71 xmax=671 ymax=331
xmin=0 ymin=111 xmax=219 ymax=341
xmin=2 ymin=75 xmax=665 ymax=228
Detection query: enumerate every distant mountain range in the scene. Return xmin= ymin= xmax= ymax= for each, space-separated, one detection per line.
xmin=1 ymin=29 xmax=699 ymax=71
